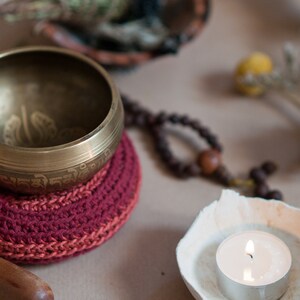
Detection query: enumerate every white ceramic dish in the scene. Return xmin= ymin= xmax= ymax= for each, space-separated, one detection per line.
xmin=176 ymin=190 xmax=300 ymax=300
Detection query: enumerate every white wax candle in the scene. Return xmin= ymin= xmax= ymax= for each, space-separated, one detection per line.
xmin=216 ymin=231 xmax=291 ymax=300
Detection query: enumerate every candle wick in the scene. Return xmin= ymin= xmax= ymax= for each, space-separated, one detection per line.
xmin=247 ymin=253 xmax=253 ymax=259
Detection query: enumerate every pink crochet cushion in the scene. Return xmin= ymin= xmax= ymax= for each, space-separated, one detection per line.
xmin=0 ymin=133 xmax=141 ymax=264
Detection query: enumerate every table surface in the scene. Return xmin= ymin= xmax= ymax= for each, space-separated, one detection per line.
xmin=1 ymin=0 xmax=300 ymax=299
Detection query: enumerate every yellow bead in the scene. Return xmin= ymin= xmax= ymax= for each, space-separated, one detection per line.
xmin=235 ymin=52 xmax=273 ymax=96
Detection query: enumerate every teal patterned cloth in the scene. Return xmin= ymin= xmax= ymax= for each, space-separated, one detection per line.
xmin=0 ymin=0 xmax=209 ymax=54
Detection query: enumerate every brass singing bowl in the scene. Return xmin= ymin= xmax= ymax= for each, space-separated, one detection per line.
xmin=0 ymin=46 xmax=123 ymax=194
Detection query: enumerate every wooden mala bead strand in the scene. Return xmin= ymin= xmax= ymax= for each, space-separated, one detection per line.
xmin=122 ymin=94 xmax=283 ymax=201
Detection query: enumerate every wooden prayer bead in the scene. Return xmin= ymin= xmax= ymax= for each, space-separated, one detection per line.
xmin=198 ymin=149 xmax=221 ymax=175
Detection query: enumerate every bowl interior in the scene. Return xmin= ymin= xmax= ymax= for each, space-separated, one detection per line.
xmin=0 ymin=49 xmax=112 ymax=148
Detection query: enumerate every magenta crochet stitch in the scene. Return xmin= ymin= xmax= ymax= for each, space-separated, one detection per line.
xmin=0 ymin=133 xmax=141 ymax=264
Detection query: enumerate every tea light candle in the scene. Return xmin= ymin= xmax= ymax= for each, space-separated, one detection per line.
xmin=216 ymin=231 xmax=291 ymax=300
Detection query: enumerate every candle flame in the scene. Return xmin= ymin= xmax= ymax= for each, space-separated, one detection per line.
xmin=245 ymin=240 xmax=255 ymax=257
xmin=243 ymin=268 xmax=255 ymax=282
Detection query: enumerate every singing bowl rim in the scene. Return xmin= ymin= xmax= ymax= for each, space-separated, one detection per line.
xmin=0 ymin=46 xmax=124 ymax=172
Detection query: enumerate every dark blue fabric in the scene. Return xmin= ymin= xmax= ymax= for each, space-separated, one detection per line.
xmin=132 ymin=0 xmax=161 ymax=19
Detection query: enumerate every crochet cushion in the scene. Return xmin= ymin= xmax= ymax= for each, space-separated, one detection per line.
xmin=0 ymin=133 xmax=141 ymax=264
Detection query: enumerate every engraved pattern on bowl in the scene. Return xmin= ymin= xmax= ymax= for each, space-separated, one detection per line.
xmin=4 ymin=105 xmax=86 ymax=147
